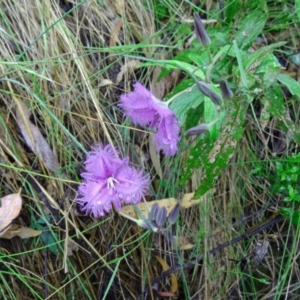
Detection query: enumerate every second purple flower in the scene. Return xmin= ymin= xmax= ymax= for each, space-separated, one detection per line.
xmin=119 ymin=83 xmax=180 ymax=156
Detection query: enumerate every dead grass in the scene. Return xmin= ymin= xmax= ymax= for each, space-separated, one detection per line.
xmin=1 ymin=0 xmax=300 ymax=299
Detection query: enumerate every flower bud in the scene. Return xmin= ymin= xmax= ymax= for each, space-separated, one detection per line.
xmin=148 ymin=203 xmax=160 ymax=222
xmin=219 ymin=79 xmax=234 ymax=99
xmin=194 ymin=13 xmax=211 ymax=46
xmin=156 ymin=207 xmax=167 ymax=228
xmin=168 ymin=203 xmax=180 ymax=224
xmin=196 ymin=81 xmax=223 ymax=106
xmin=185 ymin=123 xmax=209 ymax=136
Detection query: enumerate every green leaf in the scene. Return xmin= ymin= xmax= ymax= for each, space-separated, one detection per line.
xmin=203 ymin=94 xmax=225 ymax=141
xmin=166 ymin=79 xmax=194 ymax=100
xmin=185 ymin=102 xmax=204 ymax=131
xmin=256 ymin=54 xmax=282 ymax=74
xmin=204 ymin=98 xmax=217 ymax=139
xmin=225 ymin=0 xmax=240 ymax=24
xmin=235 ymin=10 xmax=268 ymax=50
xmin=281 ymin=207 xmax=300 ymax=226
xmin=169 ymin=84 xmax=204 ymax=125
xmin=265 ymin=82 xmax=285 ymax=118
xmin=244 ymin=42 xmax=285 ymax=72
xmin=233 ymin=40 xmax=248 ymax=88
xmin=140 ymin=59 xmax=205 ymax=80
xmin=207 ymin=27 xmax=231 ymax=48
xmin=194 ymin=144 xmax=234 ymax=197
xmin=277 ymin=74 xmax=300 ymax=96
xmin=296 ymin=0 xmax=300 ymax=22
xmin=189 ymin=52 xmax=210 ymax=69
xmin=35 ymin=223 xmax=59 ymax=255
xmin=158 ymin=50 xmax=194 ymax=80
xmin=180 ymin=103 xmax=247 ymax=197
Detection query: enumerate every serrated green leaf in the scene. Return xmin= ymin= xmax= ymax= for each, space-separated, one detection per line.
xmin=169 ymin=84 xmax=204 ymax=125
xmin=180 ymin=103 xmax=247 ymax=197
xmin=277 ymin=74 xmax=300 ymax=96
xmin=235 ymin=10 xmax=268 ymax=50
xmin=180 ymin=136 xmax=212 ymax=184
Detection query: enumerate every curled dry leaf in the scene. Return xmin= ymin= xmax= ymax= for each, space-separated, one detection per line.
xmin=0 ymin=193 xmax=22 ymax=236
xmin=174 ymin=234 xmax=195 ymax=250
xmin=16 ymin=100 xmax=61 ymax=172
xmin=155 ymin=256 xmax=178 ymax=294
xmin=115 ymin=59 xmax=141 ymax=84
xmin=99 ymin=79 xmax=113 ymax=87
xmin=66 ymin=238 xmax=79 ymax=256
xmin=0 ymin=224 xmax=42 ymax=239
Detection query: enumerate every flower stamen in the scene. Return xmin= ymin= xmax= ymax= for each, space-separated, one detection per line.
xmin=107 ymin=176 xmax=119 ymax=189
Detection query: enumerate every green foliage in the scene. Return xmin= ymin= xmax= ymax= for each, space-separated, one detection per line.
xmin=224 ymin=0 xmax=240 ymax=24
xmin=253 ymin=153 xmax=300 ymax=225
xmin=34 ymin=216 xmax=59 ymax=255
xmin=234 ymin=10 xmax=268 ymax=50
xmin=180 ymin=103 xmax=246 ymax=197
xmin=281 ymin=207 xmax=300 ymax=226
xmin=277 ymin=74 xmax=300 ymax=95
xmin=164 ymin=13 xmax=281 ymax=197
xmin=141 ymin=3 xmax=289 ymax=199
xmin=169 ymin=84 xmax=205 ymax=125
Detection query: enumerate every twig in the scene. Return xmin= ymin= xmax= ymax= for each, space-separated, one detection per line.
xmin=137 ymin=213 xmax=284 ymax=299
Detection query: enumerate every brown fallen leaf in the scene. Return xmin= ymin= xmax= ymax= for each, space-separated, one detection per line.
xmin=0 ymin=193 xmax=22 ymax=236
xmin=16 ymin=100 xmax=61 ymax=172
xmin=119 ymin=192 xmax=204 ymax=219
xmin=0 ymin=224 xmax=42 ymax=239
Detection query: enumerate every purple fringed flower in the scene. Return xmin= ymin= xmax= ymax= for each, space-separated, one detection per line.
xmin=76 ymin=144 xmax=150 ymax=218
xmin=119 ymin=83 xmax=180 ymax=156
xmin=154 ymin=107 xmax=180 ymax=156
xmin=119 ymin=83 xmax=160 ymax=128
